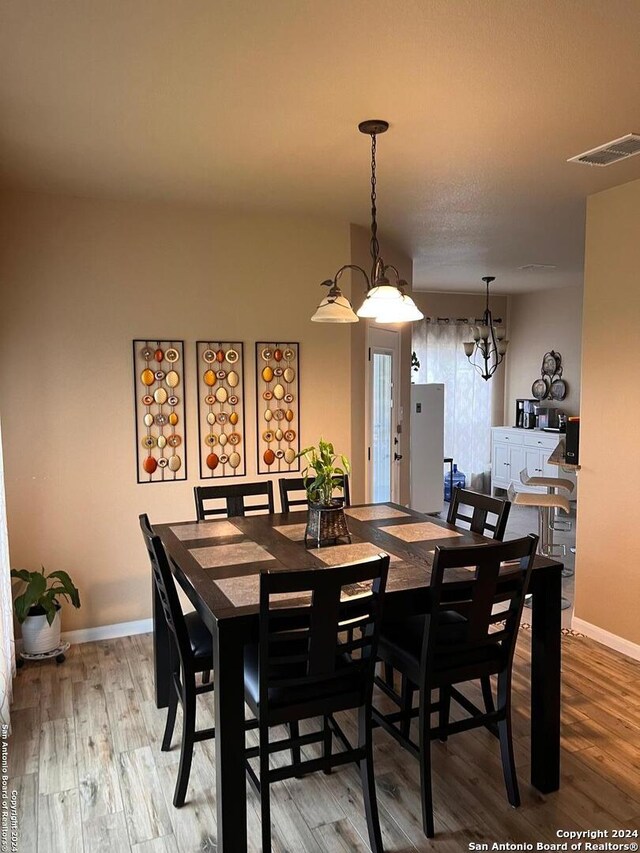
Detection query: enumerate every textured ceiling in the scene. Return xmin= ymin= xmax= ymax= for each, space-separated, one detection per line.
xmin=1 ymin=0 xmax=640 ymax=293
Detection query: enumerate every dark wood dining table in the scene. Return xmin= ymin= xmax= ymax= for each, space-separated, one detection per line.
xmin=153 ymin=502 xmax=563 ymax=852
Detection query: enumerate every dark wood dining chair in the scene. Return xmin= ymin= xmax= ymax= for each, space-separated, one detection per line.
xmin=382 ymin=486 xmax=511 ymax=692
xmin=139 ymin=514 xmax=215 ymax=807
xmin=278 ymin=474 xmax=351 ymax=512
xmin=244 ymin=554 xmax=389 ymax=853
xmin=446 ymin=486 xmax=511 ymax=540
xmin=374 ymin=534 xmax=537 ymax=837
xmin=194 ymin=481 xmax=275 ymax=520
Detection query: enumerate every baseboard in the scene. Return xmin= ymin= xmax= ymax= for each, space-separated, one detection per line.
xmin=571 ymin=617 xmax=640 ymax=662
xmin=61 ymin=617 xmax=154 ymax=645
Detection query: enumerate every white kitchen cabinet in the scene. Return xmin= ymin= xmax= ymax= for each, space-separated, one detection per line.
xmin=491 ymin=427 xmax=576 ymax=496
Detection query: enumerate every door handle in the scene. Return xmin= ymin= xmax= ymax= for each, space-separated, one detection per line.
xmin=394 ymin=453 xmax=403 ymax=461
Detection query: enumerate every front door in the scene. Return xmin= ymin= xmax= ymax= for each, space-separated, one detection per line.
xmin=367 ymin=327 xmax=401 ymax=503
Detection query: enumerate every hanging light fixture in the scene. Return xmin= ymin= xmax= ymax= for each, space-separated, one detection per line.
xmin=462 ymin=276 xmax=509 ymax=380
xmin=311 ymin=120 xmax=424 ymax=324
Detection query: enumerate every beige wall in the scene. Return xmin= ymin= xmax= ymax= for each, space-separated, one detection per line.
xmin=504 ymin=286 xmax=583 ymax=418
xmin=411 ymin=290 xmax=508 ymax=427
xmin=0 ymin=191 xmax=353 ymax=631
xmin=575 ymin=177 xmax=640 ymax=646
xmin=349 ymin=224 xmax=413 ymax=506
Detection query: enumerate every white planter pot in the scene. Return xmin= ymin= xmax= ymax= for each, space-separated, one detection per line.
xmin=21 ymin=609 xmax=61 ymax=654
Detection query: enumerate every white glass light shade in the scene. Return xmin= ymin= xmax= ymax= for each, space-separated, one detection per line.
xmin=311 ymin=293 xmax=358 ymax=323
xmin=463 ymin=341 xmax=475 ymax=357
xmin=472 ymin=326 xmax=481 ymax=342
xmin=356 ymin=284 xmax=403 ymax=318
xmin=375 ymin=294 xmax=424 ymax=324
xmin=479 ymin=325 xmax=490 ymax=340
xmin=497 ymin=339 xmax=509 ymax=355
xmin=494 ymin=325 xmax=506 ymax=341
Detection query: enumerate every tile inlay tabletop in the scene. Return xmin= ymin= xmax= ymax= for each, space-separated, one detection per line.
xmin=345 ymin=505 xmax=411 ymax=521
xmin=189 ymin=541 xmax=273 ymax=569
xmin=171 ymin=520 xmax=243 ymax=541
xmin=381 ymin=521 xmax=464 ymax=543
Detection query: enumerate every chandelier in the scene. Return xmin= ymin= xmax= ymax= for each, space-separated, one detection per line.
xmin=311 ymin=120 xmax=424 ymax=324
xmin=462 ymin=276 xmax=509 ymax=380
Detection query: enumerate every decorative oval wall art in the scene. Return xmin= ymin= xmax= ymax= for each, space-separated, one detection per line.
xmin=196 ymin=341 xmax=246 ymax=479
xmin=255 ymin=341 xmax=300 ymax=474
xmin=133 ymin=339 xmax=187 ymax=483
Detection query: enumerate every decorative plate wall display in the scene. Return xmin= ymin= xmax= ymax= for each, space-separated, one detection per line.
xmin=197 ymin=342 xmax=246 ymax=478
xmin=255 ymin=342 xmax=300 ymax=474
xmin=133 ymin=340 xmax=187 ymax=483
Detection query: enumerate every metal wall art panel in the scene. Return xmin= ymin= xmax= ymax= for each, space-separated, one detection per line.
xmin=196 ymin=341 xmax=246 ymax=479
xmin=255 ymin=342 xmax=300 ymax=475
xmin=133 ymin=340 xmax=187 ymax=483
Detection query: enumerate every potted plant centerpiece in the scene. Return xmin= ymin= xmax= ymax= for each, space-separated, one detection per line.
xmin=299 ymin=439 xmax=352 ymax=548
xmin=11 ymin=566 xmax=81 ymax=655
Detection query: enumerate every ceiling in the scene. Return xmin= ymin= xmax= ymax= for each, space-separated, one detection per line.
xmin=1 ymin=0 xmax=640 ymax=293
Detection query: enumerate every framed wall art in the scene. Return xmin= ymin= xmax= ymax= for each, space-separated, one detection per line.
xmin=196 ymin=341 xmax=246 ymax=479
xmin=133 ymin=340 xmax=187 ymax=483
xmin=255 ymin=342 xmax=300 ymax=475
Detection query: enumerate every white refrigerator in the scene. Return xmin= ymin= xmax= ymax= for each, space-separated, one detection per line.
xmin=410 ymin=383 xmax=445 ymax=514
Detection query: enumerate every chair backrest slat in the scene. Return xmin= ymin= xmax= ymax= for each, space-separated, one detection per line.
xmin=194 ymin=482 xmax=275 ymax=521
xmin=424 ymin=535 xmax=537 ymax=671
xmin=447 ymin=486 xmax=511 ymax=540
xmin=279 ymin=475 xmax=351 ymax=513
xmin=259 ymin=555 xmax=389 ymax=711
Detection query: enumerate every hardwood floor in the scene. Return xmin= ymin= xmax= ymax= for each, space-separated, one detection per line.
xmin=9 ymin=630 xmax=640 ymax=852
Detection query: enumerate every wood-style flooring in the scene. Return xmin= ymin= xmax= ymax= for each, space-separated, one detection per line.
xmin=8 ymin=629 xmax=640 ymax=852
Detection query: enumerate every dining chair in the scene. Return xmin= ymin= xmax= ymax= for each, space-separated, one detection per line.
xmin=278 ymin=474 xmax=351 ymax=513
xmin=244 ymin=554 xmax=390 ymax=853
xmin=139 ymin=514 xmax=215 ymax=807
xmin=194 ymin=481 xmax=275 ymax=520
xmin=374 ymin=534 xmax=537 ymax=837
xmin=446 ymin=486 xmax=511 ymax=540
xmin=382 ymin=486 xmax=511 ymax=692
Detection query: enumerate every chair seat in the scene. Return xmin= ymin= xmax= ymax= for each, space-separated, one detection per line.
xmin=243 ymin=642 xmax=355 ymax=711
xmin=184 ymin=611 xmax=213 ymax=662
xmin=379 ymin=611 xmax=504 ymax=679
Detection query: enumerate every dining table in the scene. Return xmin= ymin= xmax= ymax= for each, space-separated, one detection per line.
xmin=153 ymin=502 xmax=563 ymax=852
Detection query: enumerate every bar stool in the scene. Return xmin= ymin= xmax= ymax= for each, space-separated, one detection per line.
xmin=519 ymin=470 xmax=574 ymax=573
xmin=507 ymin=483 xmax=572 ymax=611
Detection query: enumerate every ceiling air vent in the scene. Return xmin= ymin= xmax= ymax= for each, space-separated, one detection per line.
xmin=568 ymin=133 xmax=640 ymax=167
xmin=518 ymin=264 xmax=557 ymax=272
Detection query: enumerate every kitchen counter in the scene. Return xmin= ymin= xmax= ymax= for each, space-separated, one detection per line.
xmin=547 ymin=438 xmax=580 ymax=471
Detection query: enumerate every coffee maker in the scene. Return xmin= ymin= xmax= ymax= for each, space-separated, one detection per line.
xmin=515 ymin=399 xmax=537 ymax=429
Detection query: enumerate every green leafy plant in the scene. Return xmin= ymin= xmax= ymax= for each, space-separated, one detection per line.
xmin=298 ymin=439 xmax=351 ymax=506
xmin=10 ymin=566 xmax=81 ymax=625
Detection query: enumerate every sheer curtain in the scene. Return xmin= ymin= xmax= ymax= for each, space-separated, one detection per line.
xmin=0 ymin=419 xmax=15 ymax=727
xmin=413 ymin=320 xmax=493 ymax=492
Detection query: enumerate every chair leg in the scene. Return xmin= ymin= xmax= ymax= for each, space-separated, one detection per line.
xmin=161 ymin=682 xmax=178 ymax=751
xmin=438 ymin=686 xmax=451 ymax=742
xmin=289 ymin=721 xmax=301 ymax=775
xmin=358 ymin=705 xmax=383 ymax=853
xmin=481 ymin=676 xmax=495 ymax=714
xmin=259 ymin=722 xmax=272 ymax=853
xmin=323 ymin=715 xmax=332 ymax=775
xmin=201 ymin=669 xmax=211 ymax=684
xmin=400 ymin=677 xmax=414 ymax=739
xmin=383 ymin=662 xmax=394 ymax=689
xmin=173 ymin=679 xmax=196 ymax=808
xmin=497 ymin=673 xmax=520 ymax=808
xmin=418 ymin=684 xmax=435 ymax=838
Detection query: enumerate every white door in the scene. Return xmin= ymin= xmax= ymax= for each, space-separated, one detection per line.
xmin=367 ymin=327 xmax=401 ymax=503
